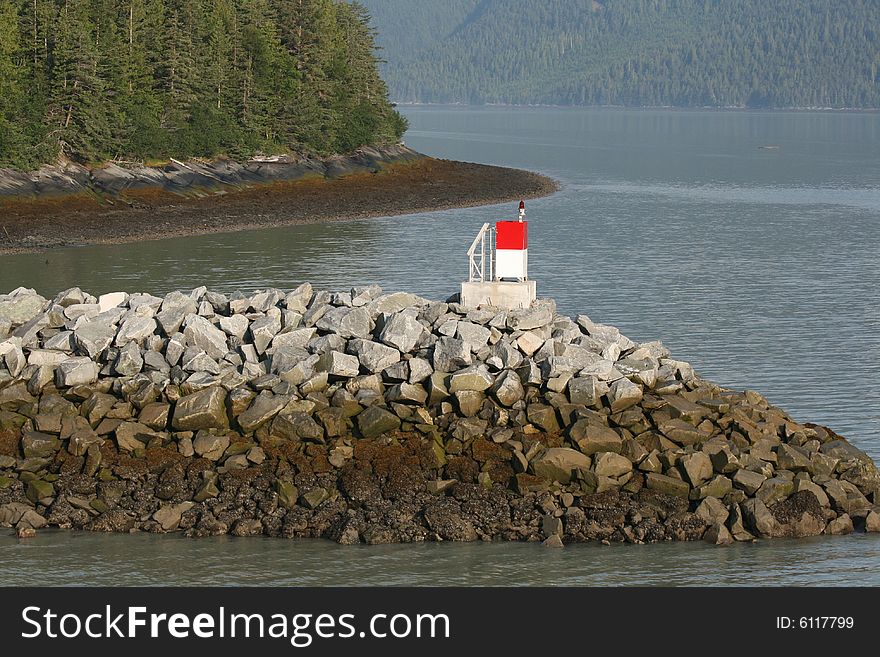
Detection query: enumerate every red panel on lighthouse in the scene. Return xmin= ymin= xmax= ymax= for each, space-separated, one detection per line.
xmin=495 ymin=221 xmax=528 ymax=250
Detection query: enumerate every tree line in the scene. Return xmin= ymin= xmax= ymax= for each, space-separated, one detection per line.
xmin=0 ymin=0 xmax=407 ymax=170
xmin=361 ymin=0 xmax=880 ymax=109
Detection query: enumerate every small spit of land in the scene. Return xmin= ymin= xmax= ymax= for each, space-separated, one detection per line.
xmin=1 ymin=283 xmax=878 ymax=545
xmin=0 ymin=146 xmax=558 ymax=254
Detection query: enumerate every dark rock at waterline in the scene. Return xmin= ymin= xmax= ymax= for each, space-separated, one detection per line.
xmin=1 ymin=283 xmax=879 ymax=546
xmin=0 ymin=145 xmax=422 ymax=201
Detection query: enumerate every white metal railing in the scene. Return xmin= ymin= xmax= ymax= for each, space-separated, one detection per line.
xmin=467 ymin=222 xmax=495 ymax=283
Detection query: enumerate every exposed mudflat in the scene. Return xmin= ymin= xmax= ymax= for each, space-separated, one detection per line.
xmin=0 ymin=151 xmax=558 ymax=254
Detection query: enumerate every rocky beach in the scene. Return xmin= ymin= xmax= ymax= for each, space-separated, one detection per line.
xmin=0 ymin=146 xmax=557 ymax=254
xmin=1 ymin=283 xmax=878 ymax=546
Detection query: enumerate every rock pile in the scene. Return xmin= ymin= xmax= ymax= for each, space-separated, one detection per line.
xmin=1 ymin=283 xmax=878 ymax=546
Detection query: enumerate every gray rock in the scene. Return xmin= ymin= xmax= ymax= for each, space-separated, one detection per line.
xmin=645 ymin=473 xmax=690 ymax=498
xmin=432 ymin=336 xmax=472 ymax=373
xmin=379 ymin=312 xmax=423 ymax=352
xmin=238 ymin=393 xmax=288 ymax=432
xmin=56 ymin=357 xmax=99 ymax=387
xmin=156 ymin=292 xmax=198 ymax=335
xmin=340 ymin=339 xmax=400 ymax=373
xmin=826 ymin=513 xmax=853 ymax=535
xmin=490 ymin=370 xmax=524 ymax=407
xmin=741 ymin=498 xmax=781 ymax=537
xmin=732 ymin=469 xmax=767 ymax=495
xmin=172 ymin=387 xmax=228 ymax=430
xmin=696 ymin=497 xmax=730 ymax=525
xmin=0 ymin=293 xmax=48 ymax=326
xmin=183 ymin=315 xmax=228 ymax=359
xmin=74 ymin=321 xmax=117 ymax=358
xmin=0 ymin=340 xmax=25 ymax=377
xmin=527 ymin=403 xmax=560 ymax=433
xmin=115 ymin=421 xmax=159 ymax=451
xmin=153 ymin=502 xmax=195 ymax=531
xmin=249 ymin=314 xmax=282 ymax=354
xmin=794 ymin=479 xmax=830 ymax=507
xmin=165 ymin=332 xmax=186 ymax=366
xmin=282 ymin=283 xmax=312 ymax=314
xmin=270 ymin=346 xmax=311 ymax=375
xmin=350 ymin=284 xmax=382 ymax=307
xmin=607 ymin=377 xmax=643 ymax=412
xmin=679 ymin=452 xmax=713 ymax=487
xmin=115 ymin=316 xmax=157 ymax=345
xmin=21 ymin=431 xmax=60 ymax=458
xmin=532 ymin=447 xmax=591 ymax=483
xmin=386 ymin=382 xmax=428 ymax=405
xmin=272 ymin=412 xmax=325 ymax=443
xmin=568 ymin=376 xmax=600 ymax=406
xmin=449 ymin=364 xmax=494 ymax=393
xmin=114 ymin=341 xmax=144 ymax=376
xmin=315 ymin=350 xmax=360 ymax=378
xmin=593 ymin=452 xmax=633 ymax=478
xmin=367 ymin=292 xmax=426 ymax=316
xmin=356 ymin=406 xmax=401 ymax=438
xmin=756 ymin=476 xmax=794 ymax=506
xmin=570 ymin=421 xmax=622 ymax=455
xmin=408 ymin=357 xmax=433 ymax=383
xmin=704 ymin=523 xmax=734 ymax=546
xmin=316 ymin=306 xmax=372 ymax=339
xmin=507 ymin=304 xmax=553 ymax=330
xmin=182 ymin=350 xmax=220 ymax=374
xmin=27 ymin=349 xmax=69 ymax=367
xmin=456 ymin=321 xmax=492 ymax=351
xmin=218 ymin=314 xmax=249 ymax=339
xmin=192 ymin=431 xmax=230 ymax=461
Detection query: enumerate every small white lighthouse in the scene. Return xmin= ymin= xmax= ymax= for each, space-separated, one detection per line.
xmin=460 ymin=200 xmax=538 ymax=309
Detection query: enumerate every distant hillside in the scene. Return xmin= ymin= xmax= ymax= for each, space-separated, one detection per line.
xmin=360 ymin=0 xmax=880 ymax=108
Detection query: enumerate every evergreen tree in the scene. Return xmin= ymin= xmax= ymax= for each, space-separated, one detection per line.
xmin=0 ymin=0 xmax=408 ymax=168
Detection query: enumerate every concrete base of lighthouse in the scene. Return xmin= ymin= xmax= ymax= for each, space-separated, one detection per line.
xmin=460 ymin=280 xmax=537 ymax=310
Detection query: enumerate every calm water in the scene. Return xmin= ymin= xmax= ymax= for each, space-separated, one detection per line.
xmin=1 ymin=107 xmax=879 ymax=585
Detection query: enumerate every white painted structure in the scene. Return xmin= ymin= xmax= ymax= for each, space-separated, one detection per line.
xmin=461 ymin=201 xmax=537 ymax=309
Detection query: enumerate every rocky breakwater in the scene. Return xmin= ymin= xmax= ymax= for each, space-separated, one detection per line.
xmin=1 ymin=284 xmax=879 ymax=546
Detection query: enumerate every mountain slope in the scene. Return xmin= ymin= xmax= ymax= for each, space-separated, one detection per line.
xmin=360 ymin=0 xmax=880 ymax=108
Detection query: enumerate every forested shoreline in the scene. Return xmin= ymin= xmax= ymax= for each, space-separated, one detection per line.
xmin=361 ymin=0 xmax=880 ymax=109
xmin=0 ymin=0 xmax=407 ymax=170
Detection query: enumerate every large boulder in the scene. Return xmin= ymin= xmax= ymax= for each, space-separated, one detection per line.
xmin=0 ymin=292 xmax=47 ymax=326
xmin=172 ymin=387 xmax=228 ymax=431
xmin=237 ymin=393 xmax=288 ymax=433
xmin=593 ymin=452 xmax=633 ymax=478
xmin=316 ymin=306 xmax=372 ymax=339
xmin=315 ymin=350 xmax=360 ymax=378
xmin=449 ymin=364 xmax=494 ymax=393
xmin=490 ymin=370 xmax=524 ymax=407
xmin=73 ymin=321 xmax=117 ymax=358
xmin=378 ymin=312 xmax=423 ymax=352
xmin=356 ymin=406 xmax=400 ymax=439
xmin=507 ymin=304 xmax=553 ymax=330
xmin=432 ymin=337 xmax=471 ymax=373
xmin=607 ymin=377 xmax=643 ymax=412
xmin=249 ymin=315 xmax=282 ymax=354
xmin=532 ymin=447 xmax=591 ymax=484
xmin=570 ymin=421 xmax=622 ymax=455
xmin=679 ymin=452 xmax=713 ymax=487
xmin=347 ymin=339 xmax=400 ymax=373
xmin=55 ymin=357 xmax=99 ymax=387
xmin=183 ymin=315 xmax=228 ymax=359
xmin=115 ymin=316 xmax=157 ymax=345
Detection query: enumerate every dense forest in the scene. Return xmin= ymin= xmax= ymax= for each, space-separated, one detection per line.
xmin=361 ymin=0 xmax=880 ymax=109
xmin=0 ymin=0 xmax=407 ymax=170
